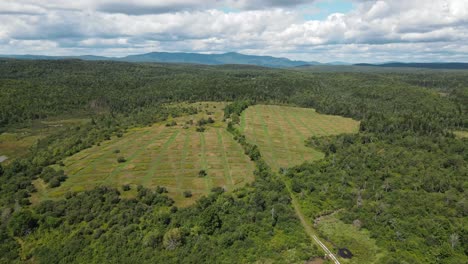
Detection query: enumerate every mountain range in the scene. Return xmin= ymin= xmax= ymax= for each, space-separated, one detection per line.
xmin=1 ymin=52 xmax=467 ymax=69
xmin=0 ymin=52 xmax=321 ymax=68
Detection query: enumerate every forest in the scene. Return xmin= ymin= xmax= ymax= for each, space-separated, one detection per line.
xmin=0 ymin=59 xmax=466 ymax=263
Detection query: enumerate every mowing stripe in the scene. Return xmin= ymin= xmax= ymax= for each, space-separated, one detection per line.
xmin=178 ymin=130 xmax=191 ymax=194
xmin=253 ymin=105 xmax=278 ymax=165
xmin=217 ymin=129 xmax=234 ymax=189
xmin=288 ymin=107 xmax=331 ymax=135
xmin=280 ymin=106 xmax=328 ymax=159
xmin=199 ymin=131 xmax=213 ymax=193
xmin=243 ymin=108 xmax=260 ymax=146
xmin=265 ymin=105 xmax=294 ymax=167
xmin=270 ymin=105 xmax=307 ymax=162
xmin=101 ymin=128 xmax=174 ymax=185
xmin=67 ymin=128 xmax=147 ymax=165
xmin=69 ymin=130 xmax=153 ymax=177
xmin=227 ymin=129 xmax=256 ymax=185
xmin=142 ymin=129 xmax=181 ymax=188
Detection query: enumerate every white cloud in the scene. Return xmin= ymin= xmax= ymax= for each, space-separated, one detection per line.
xmin=0 ymin=0 xmax=467 ymax=62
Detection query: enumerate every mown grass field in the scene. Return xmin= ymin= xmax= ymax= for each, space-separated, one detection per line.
xmin=240 ymin=105 xmax=359 ymax=171
xmin=33 ymin=103 xmax=255 ymax=206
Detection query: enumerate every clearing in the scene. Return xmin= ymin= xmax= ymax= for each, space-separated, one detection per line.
xmin=32 ymin=102 xmax=255 ymax=206
xmin=240 ymin=104 xmax=359 ymax=171
xmin=315 ymin=214 xmax=387 ymax=263
xmin=0 ymin=118 xmax=90 ymax=164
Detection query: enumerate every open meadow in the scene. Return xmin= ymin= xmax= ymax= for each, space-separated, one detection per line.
xmin=32 ymin=103 xmax=255 ymax=206
xmin=240 ymin=105 xmax=360 ymax=171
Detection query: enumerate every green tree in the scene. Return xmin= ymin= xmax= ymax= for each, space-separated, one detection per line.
xmin=8 ymin=210 xmax=38 ymax=236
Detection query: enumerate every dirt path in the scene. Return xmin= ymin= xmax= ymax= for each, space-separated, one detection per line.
xmin=286 ymin=184 xmax=342 ymax=264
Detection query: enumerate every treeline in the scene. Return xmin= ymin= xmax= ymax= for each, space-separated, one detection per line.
xmin=1 ymin=60 xmax=465 ymax=136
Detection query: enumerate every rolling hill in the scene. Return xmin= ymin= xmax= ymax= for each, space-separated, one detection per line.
xmin=354 ymin=62 xmax=468 ymax=70
xmin=0 ymin=52 xmax=315 ymax=68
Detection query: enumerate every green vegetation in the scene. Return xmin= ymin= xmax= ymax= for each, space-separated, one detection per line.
xmin=315 ymin=213 xmax=386 ymax=263
xmin=0 ymin=118 xmax=89 ymax=164
xmin=454 ymin=130 xmax=468 ymax=138
xmin=241 ymin=104 xmax=359 ymax=171
xmin=32 ymin=103 xmax=255 ymax=206
xmin=0 ymin=59 xmax=466 ymax=263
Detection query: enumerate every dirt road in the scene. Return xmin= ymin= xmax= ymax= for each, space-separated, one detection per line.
xmin=287 ymin=186 xmax=341 ymax=264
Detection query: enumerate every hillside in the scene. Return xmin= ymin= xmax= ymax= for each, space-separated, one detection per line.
xmin=0 ymin=52 xmax=315 ymax=68
xmin=355 ymin=62 xmax=468 ymax=70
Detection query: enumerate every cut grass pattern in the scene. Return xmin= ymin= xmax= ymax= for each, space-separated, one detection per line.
xmin=33 ymin=102 xmax=255 ymax=206
xmin=242 ymin=105 xmax=359 ymax=171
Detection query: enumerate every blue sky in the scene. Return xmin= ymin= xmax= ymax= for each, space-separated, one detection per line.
xmin=304 ymin=0 xmax=354 ymax=20
xmin=0 ymin=0 xmax=467 ymax=63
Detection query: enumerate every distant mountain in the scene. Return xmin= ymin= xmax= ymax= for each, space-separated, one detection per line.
xmin=120 ymin=52 xmax=315 ymax=67
xmin=0 ymin=52 xmax=315 ymax=68
xmin=326 ymin=61 xmax=352 ymax=66
xmin=355 ymin=62 xmax=468 ymax=70
xmin=0 ymin=54 xmax=111 ymax=61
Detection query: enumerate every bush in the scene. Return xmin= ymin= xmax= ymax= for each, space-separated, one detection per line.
xmin=165 ymin=121 xmax=177 ymax=127
xmin=117 ymin=157 xmax=126 ymax=163
xmin=8 ymin=210 xmax=38 ymax=236
xmin=183 ymin=190 xmax=192 ymax=198
xmin=49 ymin=178 xmax=61 ymax=188
xmin=198 ymin=170 xmax=207 ymax=177
xmin=156 ymin=186 xmax=168 ymax=194
xmin=113 ymin=149 xmax=120 ymax=153
xmin=122 ymin=184 xmax=131 ymax=191
xmin=211 ymin=187 xmax=224 ymax=194
xmin=291 ymin=180 xmax=303 ymax=193
xmin=196 ymin=126 xmax=205 ymax=132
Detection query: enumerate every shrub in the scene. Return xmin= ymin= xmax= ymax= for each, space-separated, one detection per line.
xmin=165 ymin=121 xmax=177 ymax=127
xmin=156 ymin=186 xmax=168 ymax=194
xmin=122 ymin=184 xmax=131 ymax=191
xmin=163 ymin=228 xmax=182 ymax=250
xmin=198 ymin=170 xmax=207 ymax=177
xmin=211 ymin=187 xmax=224 ymax=194
xmin=49 ymin=178 xmax=60 ymax=188
xmin=117 ymin=157 xmax=126 ymax=163
xmin=291 ymin=180 xmax=303 ymax=193
xmin=183 ymin=190 xmax=192 ymax=198
xmin=113 ymin=149 xmax=120 ymax=153
xmin=8 ymin=210 xmax=38 ymax=236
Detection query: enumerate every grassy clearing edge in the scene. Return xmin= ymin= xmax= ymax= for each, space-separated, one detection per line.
xmin=225 ymin=104 xmax=342 ymax=263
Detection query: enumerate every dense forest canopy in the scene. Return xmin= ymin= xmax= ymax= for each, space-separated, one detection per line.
xmin=0 ymin=59 xmax=466 ymax=263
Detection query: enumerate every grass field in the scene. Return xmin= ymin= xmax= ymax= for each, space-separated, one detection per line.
xmin=240 ymin=105 xmax=359 ymax=171
xmin=0 ymin=118 xmax=90 ymax=164
xmin=32 ymin=103 xmax=255 ymax=206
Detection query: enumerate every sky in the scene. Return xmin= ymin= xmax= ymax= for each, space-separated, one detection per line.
xmin=0 ymin=0 xmax=467 ymax=63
